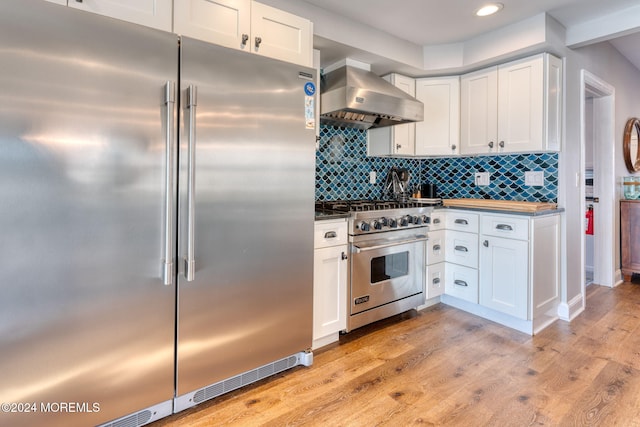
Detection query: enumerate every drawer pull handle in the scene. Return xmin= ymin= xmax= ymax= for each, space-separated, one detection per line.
xmin=454 ymin=219 xmax=468 ymax=225
xmin=433 ymin=278 xmax=441 ymax=284
xmin=496 ymin=224 xmax=513 ymax=231
xmin=454 ymin=245 xmax=468 ymax=252
xmin=324 ymin=231 xmax=337 ymax=239
xmin=433 ymin=218 xmax=441 ymax=224
xmin=483 ymin=240 xmax=489 ymax=247
xmin=454 ymin=280 xmax=468 ymax=287
xmin=341 ymin=252 xmax=348 ymax=261
xmin=433 ymin=244 xmax=441 ymax=251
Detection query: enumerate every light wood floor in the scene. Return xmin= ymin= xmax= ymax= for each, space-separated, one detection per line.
xmin=153 ymin=283 xmax=640 ymax=426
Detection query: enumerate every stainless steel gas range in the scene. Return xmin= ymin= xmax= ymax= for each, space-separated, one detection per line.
xmin=316 ymin=200 xmax=438 ymax=331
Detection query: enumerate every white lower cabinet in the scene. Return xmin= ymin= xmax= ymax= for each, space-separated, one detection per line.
xmin=313 ymin=219 xmax=347 ymax=349
xmin=479 ymin=236 xmax=528 ymax=319
xmin=437 ymin=209 xmax=560 ymax=335
xmin=444 ymin=264 xmax=478 ymax=303
xmin=425 ymin=262 xmax=445 ymax=299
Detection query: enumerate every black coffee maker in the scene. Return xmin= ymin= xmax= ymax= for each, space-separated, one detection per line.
xmin=420 ymin=182 xmax=438 ymax=199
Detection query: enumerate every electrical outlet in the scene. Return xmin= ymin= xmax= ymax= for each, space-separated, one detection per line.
xmin=474 ymin=172 xmax=490 ymax=186
xmin=525 ymin=171 xmax=544 ymax=186
xmin=369 ymin=171 xmax=377 ymax=184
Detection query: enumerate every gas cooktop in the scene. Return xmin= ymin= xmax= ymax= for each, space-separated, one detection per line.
xmin=316 ymin=199 xmax=440 ymax=213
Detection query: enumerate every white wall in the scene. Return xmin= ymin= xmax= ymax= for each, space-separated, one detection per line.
xmin=559 ymin=42 xmax=640 ymax=307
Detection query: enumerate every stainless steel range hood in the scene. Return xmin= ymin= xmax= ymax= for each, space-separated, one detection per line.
xmin=320 ymin=62 xmax=423 ymax=130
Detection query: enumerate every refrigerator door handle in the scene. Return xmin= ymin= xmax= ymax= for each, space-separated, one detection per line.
xmin=184 ymin=85 xmax=197 ymax=282
xmin=162 ymin=81 xmax=176 ymax=286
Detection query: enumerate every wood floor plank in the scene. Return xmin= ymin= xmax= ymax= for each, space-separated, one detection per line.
xmin=153 ymin=283 xmax=640 ymax=427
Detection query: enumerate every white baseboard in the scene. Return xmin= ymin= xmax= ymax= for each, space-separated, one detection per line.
xmin=557 ymin=293 xmax=584 ymax=321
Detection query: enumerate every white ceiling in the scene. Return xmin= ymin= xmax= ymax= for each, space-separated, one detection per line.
xmin=302 ymin=0 xmax=640 ymax=71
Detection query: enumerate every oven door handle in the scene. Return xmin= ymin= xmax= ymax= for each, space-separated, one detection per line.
xmin=352 ymin=236 xmax=428 ymax=253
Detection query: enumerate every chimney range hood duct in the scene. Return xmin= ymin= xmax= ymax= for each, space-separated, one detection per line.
xmin=320 ymin=62 xmax=424 ymax=130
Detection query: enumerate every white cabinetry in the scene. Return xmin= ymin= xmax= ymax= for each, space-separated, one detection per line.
xmin=368 ymin=74 xmax=416 ymax=157
xmin=460 ymin=53 xmax=562 ymax=155
xmin=479 ymin=213 xmax=560 ymax=329
xmin=67 ymin=0 xmax=173 ymax=31
xmin=441 ymin=210 xmax=479 ymax=303
xmin=438 ymin=209 xmax=560 ymax=335
xmin=174 ymin=0 xmax=313 ymax=66
xmin=425 ymin=229 xmax=445 ymax=299
xmin=313 ymin=219 xmax=348 ymax=349
xmin=415 ymin=76 xmax=460 ymax=156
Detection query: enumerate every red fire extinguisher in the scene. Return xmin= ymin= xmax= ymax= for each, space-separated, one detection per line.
xmin=586 ymin=205 xmax=594 ymax=235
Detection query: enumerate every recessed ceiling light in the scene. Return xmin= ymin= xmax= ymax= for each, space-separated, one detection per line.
xmin=475 ymin=3 xmax=503 ymax=17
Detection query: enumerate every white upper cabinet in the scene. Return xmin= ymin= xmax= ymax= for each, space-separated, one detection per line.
xmin=367 ymin=73 xmax=416 ymax=157
xmin=415 ymin=76 xmax=460 ymax=156
xmin=174 ymin=0 xmax=250 ymax=50
xmin=67 ymin=0 xmax=173 ymax=31
xmin=461 ymin=53 xmax=562 ymax=155
xmin=460 ymin=67 xmax=498 ymax=155
xmin=174 ymin=0 xmax=313 ymax=67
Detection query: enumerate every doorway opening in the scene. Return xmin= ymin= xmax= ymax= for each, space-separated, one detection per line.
xmin=580 ymin=70 xmax=616 ymax=301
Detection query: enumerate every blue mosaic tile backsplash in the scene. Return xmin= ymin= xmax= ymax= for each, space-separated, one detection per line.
xmin=316 ymin=125 xmax=558 ymax=203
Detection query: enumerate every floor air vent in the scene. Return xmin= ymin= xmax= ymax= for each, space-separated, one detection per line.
xmin=175 ymin=351 xmax=312 ymax=412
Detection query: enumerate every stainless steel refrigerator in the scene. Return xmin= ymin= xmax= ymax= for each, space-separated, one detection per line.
xmin=0 ymin=2 xmax=315 ymax=426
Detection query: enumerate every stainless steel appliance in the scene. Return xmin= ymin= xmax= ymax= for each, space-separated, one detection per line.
xmin=317 ymin=200 xmax=435 ymax=331
xmin=320 ymin=63 xmax=424 ymax=129
xmin=0 ymin=2 xmax=315 ymax=427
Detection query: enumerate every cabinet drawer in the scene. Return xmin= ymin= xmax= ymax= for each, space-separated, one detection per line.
xmin=445 ymin=264 xmax=478 ymax=303
xmin=426 ymin=262 xmax=445 ymax=299
xmin=445 ymin=230 xmax=478 ymax=268
xmin=481 ymin=214 xmax=529 ymax=240
xmin=426 ymin=230 xmax=445 ymax=265
xmin=445 ymin=211 xmax=479 ymax=232
xmin=314 ymin=219 xmax=348 ymax=249
xmin=429 ymin=211 xmax=446 ymax=231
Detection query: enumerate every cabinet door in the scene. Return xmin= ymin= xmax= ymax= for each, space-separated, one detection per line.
xmin=251 ymin=1 xmax=313 ymax=67
xmin=69 ymin=0 xmax=172 ymax=31
xmin=497 ymin=55 xmax=544 ymax=153
xmin=368 ymin=74 xmax=416 ymax=156
xmin=415 ymin=77 xmax=460 ymax=156
xmin=479 ymin=236 xmax=528 ymax=319
xmin=313 ymin=245 xmax=347 ymax=340
xmin=426 ymin=229 xmax=445 ymax=265
xmin=174 ymin=0 xmax=251 ymax=50
xmin=426 ymin=262 xmax=445 ymax=299
xmin=460 ymin=67 xmax=498 ymax=155
xmin=44 ymin=0 xmax=67 ymax=5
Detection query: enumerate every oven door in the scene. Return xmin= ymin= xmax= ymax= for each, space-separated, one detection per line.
xmin=350 ymin=234 xmax=426 ymax=315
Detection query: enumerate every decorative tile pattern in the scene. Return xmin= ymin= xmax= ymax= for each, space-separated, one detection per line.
xmin=316 ymin=125 xmax=421 ymax=200
xmin=316 ymin=125 xmax=558 ymax=203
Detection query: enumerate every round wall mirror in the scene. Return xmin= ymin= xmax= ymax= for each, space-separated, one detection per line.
xmin=623 ymin=118 xmax=640 ymax=173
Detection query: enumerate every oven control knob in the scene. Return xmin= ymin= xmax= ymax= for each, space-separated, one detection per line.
xmin=399 ymin=216 xmax=409 ymax=227
xmin=421 ymin=215 xmax=430 ymax=224
xmin=411 ymin=215 xmax=421 ymax=225
xmin=388 ymin=218 xmax=398 ymax=228
xmin=379 ymin=217 xmax=388 ymax=226
xmin=372 ymin=220 xmax=383 ymax=230
xmin=357 ymin=221 xmax=370 ymax=232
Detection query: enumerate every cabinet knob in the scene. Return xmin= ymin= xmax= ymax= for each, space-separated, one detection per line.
xmin=255 ymin=36 xmax=262 ymax=48
xmin=341 ymin=252 xmax=348 ymax=260
xmin=451 ymin=144 xmax=457 ymax=150
xmin=488 ymin=141 xmax=494 ymax=148
xmin=483 ymin=240 xmax=489 ymax=247
xmin=499 ymin=141 xmax=505 ymax=148
xmin=396 ymin=143 xmax=402 ymax=150
xmin=241 ymin=34 xmax=249 ymax=46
